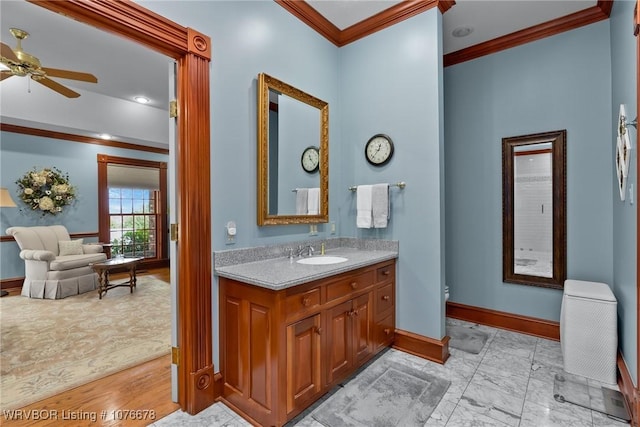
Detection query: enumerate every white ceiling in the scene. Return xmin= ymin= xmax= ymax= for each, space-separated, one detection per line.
xmin=0 ymin=0 xmax=600 ymax=147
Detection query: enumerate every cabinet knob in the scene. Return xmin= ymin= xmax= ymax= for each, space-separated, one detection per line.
xmin=382 ymin=295 xmax=390 ymax=301
xmin=350 ymin=282 xmax=358 ymax=289
xmin=347 ymin=310 xmax=354 ymax=317
xmin=384 ymin=328 xmax=391 ymax=335
xmin=382 ymin=270 xmax=390 ymax=276
xmin=315 ymin=326 xmax=322 ymax=335
xmin=302 ymin=297 xmax=311 ymax=307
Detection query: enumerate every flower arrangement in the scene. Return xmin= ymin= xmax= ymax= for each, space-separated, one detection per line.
xmin=15 ymin=167 xmax=76 ymax=215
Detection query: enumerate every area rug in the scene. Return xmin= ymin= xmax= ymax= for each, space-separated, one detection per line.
xmin=447 ymin=324 xmax=489 ymax=354
xmin=311 ymin=356 xmax=450 ymax=426
xmin=0 ymin=277 xmax=171 ymax=411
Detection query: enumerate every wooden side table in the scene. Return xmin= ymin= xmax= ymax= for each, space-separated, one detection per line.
xmin=90 ymin=257 xmax=143 ymax=299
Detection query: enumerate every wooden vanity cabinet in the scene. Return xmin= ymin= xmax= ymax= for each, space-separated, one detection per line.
xmin=219 ymin=259 xmax=396 ymax=427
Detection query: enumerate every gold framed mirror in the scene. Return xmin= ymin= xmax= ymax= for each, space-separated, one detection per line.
xmin=257 ymin=73 xmax=329 ymax=225
xmin=502 ymin=130 xmax=567 ymax=289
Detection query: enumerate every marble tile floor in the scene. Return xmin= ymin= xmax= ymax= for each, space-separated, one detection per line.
xmin=150 ymin=318 xmax=630 ymax=427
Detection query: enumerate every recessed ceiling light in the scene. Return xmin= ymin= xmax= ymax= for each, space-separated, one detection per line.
xmin=134 ymin=96 xmax=150 ymax=104
xmin=98 ymin=133 xmax=112 ymax=140
xmin=452 ymin=26 xmax=474 ymax=38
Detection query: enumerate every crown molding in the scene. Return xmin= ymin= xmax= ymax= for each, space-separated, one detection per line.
xmin=0 ymin=123 xmax=169 ymax=155
xmin=276 ymin=0 xmax=448 ymax=47
xmin=278 ymin=1 xmax=611 ymax=66
xmin=444 ymin=1 xmax=613 ymax=67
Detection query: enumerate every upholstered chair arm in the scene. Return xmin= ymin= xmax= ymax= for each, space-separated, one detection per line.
xmin=82 ymin=244 xmax=103 ymax=254
xmin=19 ymin=249 xmax=56 ymax=262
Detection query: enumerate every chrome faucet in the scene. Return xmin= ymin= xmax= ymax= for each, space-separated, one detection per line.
xmin=296 ymin=244 xmax=314 ymax=257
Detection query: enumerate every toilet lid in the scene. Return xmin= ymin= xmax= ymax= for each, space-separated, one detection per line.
xmin=564 ymin=280 xmax=616 ymax=302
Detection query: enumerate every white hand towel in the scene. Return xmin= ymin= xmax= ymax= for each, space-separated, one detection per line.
xmin=356 ymin=185 xmax=373 ymax=228
xmin=372 ymin=183 xmax=389 ymax=228
xmin=296 ymin=188 xmax=308 ymax=215
xmin=307 ymin=188 xmax=320 ymax=215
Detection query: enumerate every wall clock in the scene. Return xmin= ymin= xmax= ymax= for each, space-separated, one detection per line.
xmin=365 ymin=134 xmax=394 ymax=166
xmin=301 ymin=146 xmax=319 ymax=173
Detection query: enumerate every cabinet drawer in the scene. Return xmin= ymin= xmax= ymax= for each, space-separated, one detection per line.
xmin=376 ymin=264 xmax=395 ymax=283
xmin=285 ymin=287 xmax=321 ymax=318
xmin=326 ymin=271 xmax=375 ymax=303
xmin=375 ymin=313 xmax=395 ymax=349
xmin=375 ymin=283 xmax=394 ymax=319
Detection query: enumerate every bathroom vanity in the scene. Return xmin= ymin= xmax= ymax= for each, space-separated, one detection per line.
xmin=215 ymin=243 xmax=397 ymax=426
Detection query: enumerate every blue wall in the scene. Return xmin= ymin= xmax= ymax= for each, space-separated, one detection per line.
xmin=339 ymin=9 xmax=445 ymax=338
xmin=0 ymin=131 xmax=168 ymax=278
xmin=445 ymin=21 xmax=613 ymax=320
xmin=140 ymin=0 xmax=341 ymax=249
xmin=610 ymin=0 xmax=638 ymax=384
xmin=140 ymin=1 xmax=446 ymax=364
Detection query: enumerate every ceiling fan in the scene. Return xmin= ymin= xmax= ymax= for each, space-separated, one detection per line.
xmin=0 ymin=28 xmax=97 ymax=98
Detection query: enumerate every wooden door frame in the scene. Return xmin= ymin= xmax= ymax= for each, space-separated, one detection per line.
xmin=97 ymin=154 xmax=169 ymax=262
xmin=30 ymin=1 xmax=214 ymax=414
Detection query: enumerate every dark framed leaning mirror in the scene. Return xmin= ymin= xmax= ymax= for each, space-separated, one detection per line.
xmin=502 ymin=129 xmax=567 ymax=289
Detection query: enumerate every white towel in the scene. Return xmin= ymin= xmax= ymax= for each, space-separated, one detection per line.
xmin=307 ymin=188 xmax=320 ymax=215
xmin=296 ymin=188 xmax=308 ymax=215
xmin=356 ymin=185 xmax=373 ymax=228
xmin=372 ymin=183 xmax=389 ymax=228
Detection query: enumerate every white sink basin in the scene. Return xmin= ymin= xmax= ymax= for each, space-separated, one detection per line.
xmin=296 ymin=256 xmax=348 ymax=265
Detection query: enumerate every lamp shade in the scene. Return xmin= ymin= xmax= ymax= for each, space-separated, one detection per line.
xmin=0 ymin=188 xmax=17 ymax=208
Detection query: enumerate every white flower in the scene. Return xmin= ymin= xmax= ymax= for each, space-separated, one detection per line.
xmin=53 ymin=184 xmax=69 ymax=194
xmin=24 ymin=188 xmax=33 ymax=195
xmin=31 ymin=173 xmax=47 ymax=186
xmin=38 ymin=196 xmax=55 ymax=212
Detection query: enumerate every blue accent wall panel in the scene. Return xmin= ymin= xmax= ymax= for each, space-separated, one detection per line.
xmin=339 ymin=10 xmax=445 ymax=338
xmin=445 ymin=21 xmax=613 ymax=322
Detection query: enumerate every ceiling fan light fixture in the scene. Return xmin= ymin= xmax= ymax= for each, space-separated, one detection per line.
xmin=452 ymin=26 xmax=474 ymax=38
xmin=134 ymin=96 xmax=149 ymax=104
xmin=98 ymin=133 xmax=112 ymax=140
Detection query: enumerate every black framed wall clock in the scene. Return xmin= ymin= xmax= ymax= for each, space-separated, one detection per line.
xmin=301 ymin=146 xmax=320 ymax=173
xmin=365 ymin=134 xmax=394 ymax=166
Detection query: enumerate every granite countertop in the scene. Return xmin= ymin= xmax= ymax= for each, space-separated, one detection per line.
xmin=214 ymin=246 xmax=398 ymax=290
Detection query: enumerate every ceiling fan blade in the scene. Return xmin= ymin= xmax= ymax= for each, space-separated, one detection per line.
xmin=42 ymin=67 xmax=97 ymax=83
xmin=35 ymin=77 xmax=81 ymax=98
xmin=0 ymin=70 xmax=15 ymax=81
xmin=0 ymin=42 xmax=19 ymax=63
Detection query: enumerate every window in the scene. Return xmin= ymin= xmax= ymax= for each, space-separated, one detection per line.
xmin=98 ymin=154 xmax=168 ymax=262
xmin=109 ymin=187 xmax=159 ymax=258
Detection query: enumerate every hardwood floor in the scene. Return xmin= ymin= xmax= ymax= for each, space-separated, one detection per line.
xmin=1 ymin=268 xmax=179 ymax=426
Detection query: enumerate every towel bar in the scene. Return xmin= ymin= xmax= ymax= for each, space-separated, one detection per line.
xmin=348 ymin=182 xmax=406 ymax=192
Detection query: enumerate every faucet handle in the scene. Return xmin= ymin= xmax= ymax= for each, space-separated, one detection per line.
xmin=285 ymin=247 xmax=293 ymax=259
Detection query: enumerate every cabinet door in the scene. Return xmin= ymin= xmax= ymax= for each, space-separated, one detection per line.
xmin=326 ymin=300 xmax=353 ymax=384
xmin=286 ymin=314 xmax=322 ymax=415
xmin=353 ymin=292 xmax=373 ymax=364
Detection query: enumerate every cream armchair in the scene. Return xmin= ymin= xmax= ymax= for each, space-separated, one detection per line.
xmin=6 ymin=225 xmax=107 ymax=299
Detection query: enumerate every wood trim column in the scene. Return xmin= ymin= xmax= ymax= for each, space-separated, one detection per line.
xmin=177 ymin=30 xmax=214 ymax=414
